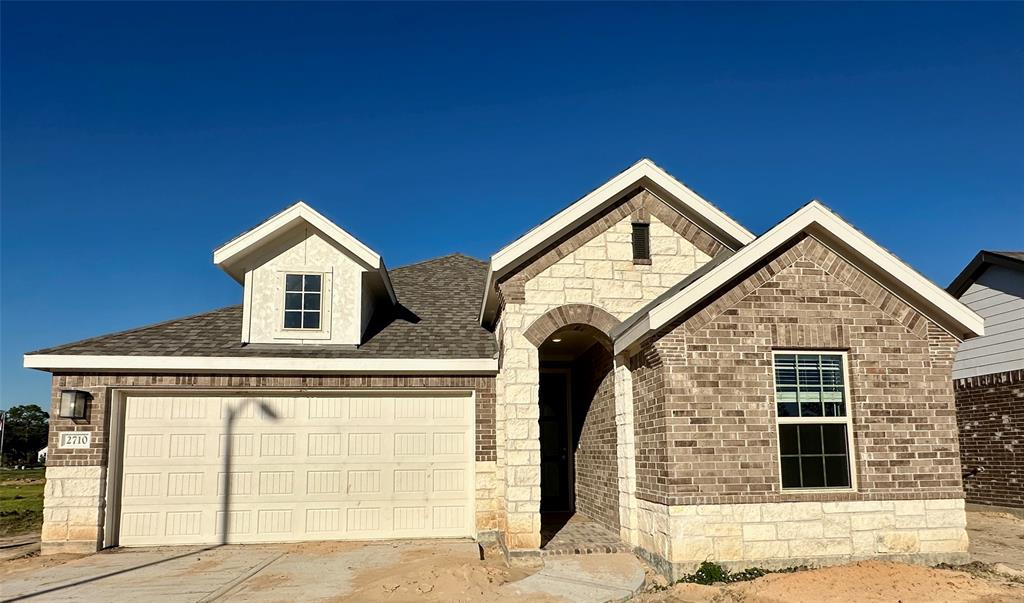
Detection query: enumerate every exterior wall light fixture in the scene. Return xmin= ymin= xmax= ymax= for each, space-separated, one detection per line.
xmin=59 ymin=390 xmax=90 ymax=420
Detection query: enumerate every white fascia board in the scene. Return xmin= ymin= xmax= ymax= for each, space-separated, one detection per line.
xmin=378 ymin=262 xmax=398 ymax=305
xmin=213 ymin=202 xmax=381 ymax=270
xmin=614 ymin=201 xmax=984 ymax=354
xmin=477 ymin=265 xmax=495 ymax=324
xmin=24 ymin=354 xmax=498 ymax=374
xmin=489 ymin=159 xmax=755 ymax=277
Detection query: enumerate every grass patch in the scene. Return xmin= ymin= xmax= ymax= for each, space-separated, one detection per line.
xmin=677 ymin=561 xmax=807 ymax=585
xmin=0 ymin=468 xmax=45 ymax=537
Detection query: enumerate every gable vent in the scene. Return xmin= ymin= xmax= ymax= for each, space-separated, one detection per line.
xmin=632 ymin=222 xmax=651 ymax=262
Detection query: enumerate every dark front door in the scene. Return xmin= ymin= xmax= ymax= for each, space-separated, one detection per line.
xmin=539 ymin=371 xmax=573 ymax=512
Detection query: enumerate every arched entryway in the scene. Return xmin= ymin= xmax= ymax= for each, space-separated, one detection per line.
xmin=536 ymin=322 xmax=621 ymax=549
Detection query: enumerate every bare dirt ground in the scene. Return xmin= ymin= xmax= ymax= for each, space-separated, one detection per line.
xmin=630 ymin=511 xmax=1024 ymax=603
xmin=968 ymin=511 xmax=1024 ymax=569
xmin=0 ymin=549 xmax=84 ymax=577
xmin=3 ymin=511 xmax=1021 ymax=602
xmin=300 ymin=540 xmax=555 ymax=603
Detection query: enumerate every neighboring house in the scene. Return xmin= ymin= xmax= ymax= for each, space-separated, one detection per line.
xmin=37 ymin=447 xmax=48 ymax=463
xmin=948 ymin=251 xmax=1024 ymax=515
xmin=25 ymin=159 xmax=984 ymax=576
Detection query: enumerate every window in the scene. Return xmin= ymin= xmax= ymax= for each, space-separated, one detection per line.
xmin=632 ymin=222 xmax=650 ymax=262
xmin=284 ymin=273 xmax=322 ymax=329
xmin=773 ymin=352 xmax=854 ymax=490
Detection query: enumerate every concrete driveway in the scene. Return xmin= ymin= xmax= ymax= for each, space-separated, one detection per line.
xmin=0 ymin=539 xmax=645 ymax=603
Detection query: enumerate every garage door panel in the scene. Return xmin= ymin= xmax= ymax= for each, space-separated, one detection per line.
xmin=119 ymin=394 xmax=474 ymax=546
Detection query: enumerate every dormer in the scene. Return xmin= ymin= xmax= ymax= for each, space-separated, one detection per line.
xmin=213 ymin=202 xmax=396 ymax=346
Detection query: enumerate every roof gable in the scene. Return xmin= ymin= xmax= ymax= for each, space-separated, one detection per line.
xmin=480 ymin=158 xmax=755 ymax=324
xmin=614 ymin=201 xmax=985 ymax=353
xmin=214 ymin=201 xmax=381 ymax=277
xmin=213 ymin=201 xmax=396 ymax=303
xmin=947 ymin=250 xmax=1024 ymax=298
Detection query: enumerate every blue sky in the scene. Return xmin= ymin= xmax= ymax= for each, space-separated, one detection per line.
xmin=2 ymin=2 xmax=1021 ymax=408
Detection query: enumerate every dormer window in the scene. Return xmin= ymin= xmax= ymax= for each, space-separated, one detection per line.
xmin=284 ymin=273 xmax=322 ymax=329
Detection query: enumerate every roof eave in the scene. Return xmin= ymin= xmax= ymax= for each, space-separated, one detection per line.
xmin=23 ymin=354 xmax=499 ymax=374
xmin=480 ymin=158 xmax=754 ymax=327
xmin=614 ymin=201 xmax=985 ymax=355
xmin=213 ymin=201 xmax=383 ymax=283
xmin=947 ymin=250 xmax=1024 ymax=298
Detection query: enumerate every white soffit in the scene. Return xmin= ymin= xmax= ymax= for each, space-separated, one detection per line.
xmin=614 ymin=201 xmax=985 ymax=354
xmin=213 ymin=201 xmax=383 ymax=279
xmin=23 ymin=354 xmax=498 ymax=374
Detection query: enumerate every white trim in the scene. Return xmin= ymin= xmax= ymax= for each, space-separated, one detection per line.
xmin=279 ymin=269 xmax=328 ymax=336
xmin=24 ymin=354 xmax=498 ymax=374
xmin=614 ymin=201 xmax=985 ymax=353
xmin=490 ymin=159 xmax=754 ymax=275
xmin=771 ymin=350 xmax=858 ymax=493
xmin=214 ymin=201 xmax=382 ymax=274
xmin=103 ymin=389 xmax=127 ymax=548
xmin=480 ymin=159 xmax=755 ymax=324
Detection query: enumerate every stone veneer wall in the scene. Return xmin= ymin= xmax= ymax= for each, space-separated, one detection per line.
xmin=955 ymin=369 xmax=1023 ymax=511
xmin=42 ymin=373 xmax=496 ymax=554
xmin=493 ymin=188 xmax=722 ymax=549
xmin=626 ymin=234 xmax=969 ymax=571
xmin=636 ymin=498 xmax=969 ymax=579
xmin=572 ymin=344 xmax=619 ymax=533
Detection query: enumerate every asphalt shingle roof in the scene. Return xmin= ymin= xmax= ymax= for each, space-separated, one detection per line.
xmin=30 ymin=254 xmax=497 ymax=360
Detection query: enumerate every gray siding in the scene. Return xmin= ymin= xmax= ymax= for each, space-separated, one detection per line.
xmin=953 ymin=265 xmax=1024 ymax=378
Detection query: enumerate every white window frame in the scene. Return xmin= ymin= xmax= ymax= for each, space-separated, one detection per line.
xmin=282 ymin=272 xmax=324 ymax=331
xmin=771 ymin=350 xmax=857 ymax=492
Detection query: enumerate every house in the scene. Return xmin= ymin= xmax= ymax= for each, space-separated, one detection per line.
xmin=25 ymin=159 xmax=984 ymax=577
xmin=948 ymin=251 xmax=1024 ymax=515
xmin=37 ymin=447 xmax=48 ymax=464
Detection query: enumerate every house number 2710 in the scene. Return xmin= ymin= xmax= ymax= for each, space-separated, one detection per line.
xmin=58 ymin=432 xmax=92 ymax=449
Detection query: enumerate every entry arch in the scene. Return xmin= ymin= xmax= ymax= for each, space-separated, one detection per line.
xmin=523 ymin=304 xmax=621 ymax=348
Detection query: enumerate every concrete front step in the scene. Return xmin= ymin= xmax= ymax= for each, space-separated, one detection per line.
xmin=504 ymin=553 xmax=646 ymax=602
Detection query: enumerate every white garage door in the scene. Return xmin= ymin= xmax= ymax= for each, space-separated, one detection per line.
xmin=117 ymin=393 xmax=475 ymax=546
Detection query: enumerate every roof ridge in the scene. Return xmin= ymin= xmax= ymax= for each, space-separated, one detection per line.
xmin=28 ymin=304 xmax=242 ymax=355
xmin=393 ymin=252 xmax=485 ymax=271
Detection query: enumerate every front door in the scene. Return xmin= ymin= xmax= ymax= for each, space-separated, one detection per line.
xmin=539 ymin=371 xmax=573 ymax=512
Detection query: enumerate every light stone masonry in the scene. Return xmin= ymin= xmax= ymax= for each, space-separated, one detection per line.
xmin=41 ymin=465 xmax=107 ymax=554
xmin=496 ymin=211 xmax=711 ymax=550
xmin=476 ymin=460 xmax=499 ymax=533
xmin=635 ymin=498 xmax=969 ymax=579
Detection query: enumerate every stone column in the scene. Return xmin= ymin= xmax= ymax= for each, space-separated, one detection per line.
xmin=500 ymin=323 xmax=542 ymax=550
xmin=614 ymin=358 xmax=639 ymax=545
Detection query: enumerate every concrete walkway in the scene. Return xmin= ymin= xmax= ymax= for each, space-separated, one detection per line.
xmin=1 ymin=540 xmax=646 ymax=603
xmin=504 ymin=553 xmax=646 ymax=602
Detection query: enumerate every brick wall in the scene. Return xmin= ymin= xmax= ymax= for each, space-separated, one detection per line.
xmin=572 ymin=344 xmax=619 ymax=532
xmin=630 ymin=338 xmax=670 ymax=502
xmin=46 ymin=378 xmax=111 ymax=467
xmin=46 ymin=373 xmax=496 ymax=466
xmin=955 ymin=369 xmax=1023 ymax=509
xmin=632 ymin=235 xmax=965 ymax=506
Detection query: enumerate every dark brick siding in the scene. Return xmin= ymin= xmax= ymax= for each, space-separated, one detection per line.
xmin=956 ymin=369 xmax=1023 ymax=509
xmin=632 ymin=235 xmax=965 ymax=506
xmin=572 ymin=344 xmax=619 ymax=533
